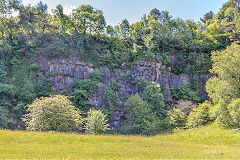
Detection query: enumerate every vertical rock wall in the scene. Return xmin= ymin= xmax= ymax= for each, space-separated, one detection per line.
xmin=38 ymin=57 xmax=211 ymax=130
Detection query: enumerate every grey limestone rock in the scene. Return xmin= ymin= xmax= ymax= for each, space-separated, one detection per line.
xmin=37 ymin=57 xmax=211 ymax=130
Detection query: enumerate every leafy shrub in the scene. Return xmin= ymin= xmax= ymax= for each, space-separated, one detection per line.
xmin=70 ymin=80 xmax=94 ymax=112
xmin=22 ymin=95 xmax=84 ymax=132
xmin=0 ymin=61 xmax=6 ymax=83
xmin=122 ymin=94 xmax=170 ymax=135
xmin=168 ymin=108 xmax=187 ymax=129
xmin=70 ymin=71 xmax=102 ymax=112
xmin=0 ymin=106 xmax=13 ymax=129
xmin=215 ymin=99 xmax=240 ymax=129
xmin=85 ymin=109 xmax=110 ymax=134
xmin=187 ymin=76 xmax=197 ymax=90
xmin=187 ymin=101 xmax=213 ymax=128
xmin=171 ymin=85 xmax=202 ymax=102
xmin=226 ymin=98 xmax=240 ymax=129
xmin=122 ymin=94 xmax=154 ymax=135
xmin=35 ymin=78 xmax=52 ymax=97
xmin=89 ymin=70 xmax=103 ymax=82
xmin=212 ymin=99 xmax=233 ymax=129
xmin=142 ymin=82 xmax=165 ymax=112
xmin=206 ymin=44 xmax=240 ymax=104
xmin=171 ymin=54 xmax=185 ymax=74
xmin=104 ymin=86 xmax=120 ymax=111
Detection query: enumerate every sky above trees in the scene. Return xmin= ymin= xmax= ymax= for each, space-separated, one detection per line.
xmin=22 ymin=0 xmax=228 ymax=25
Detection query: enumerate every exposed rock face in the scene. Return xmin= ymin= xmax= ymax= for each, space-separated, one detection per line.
xmin=38 ymin=57 xmax=211 ymax=131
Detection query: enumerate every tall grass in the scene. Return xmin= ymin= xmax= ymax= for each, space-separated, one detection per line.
xmin=0 ymin=125 xmax=240 ymax=159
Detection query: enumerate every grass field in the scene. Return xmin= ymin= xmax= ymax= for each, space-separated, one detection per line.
xmin=0 ymin=125 xmax=240 ymax=159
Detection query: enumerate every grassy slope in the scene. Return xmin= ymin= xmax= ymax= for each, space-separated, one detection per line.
xmin=0 ymin=125 xmax=240 ymax=159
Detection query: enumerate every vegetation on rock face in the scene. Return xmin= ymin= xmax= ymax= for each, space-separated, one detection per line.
xmin=122 ymin=83 xmax=170 ymax=135
xmin=0 ymin=0 xmax=240 ymax=135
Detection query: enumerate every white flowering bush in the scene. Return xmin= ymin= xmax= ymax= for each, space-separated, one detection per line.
xmin=22 ymin=95 xmax=84 ymax=132
xmin=85 ymin=109 xmax=109 ymax=134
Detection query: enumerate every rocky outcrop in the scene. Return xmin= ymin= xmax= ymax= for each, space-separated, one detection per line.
xmin=38 ymin=57 xmax=211 ymax=131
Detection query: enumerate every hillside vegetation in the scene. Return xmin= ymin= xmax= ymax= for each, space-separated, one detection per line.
xmin=1 ymin=0 xmax=240 ymax=136
xmin=0 ymin=125 xmax=240 ymax=159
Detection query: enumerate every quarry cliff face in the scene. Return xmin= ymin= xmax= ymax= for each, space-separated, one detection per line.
xmin=38 ymin=57 xmax=211 ymax=130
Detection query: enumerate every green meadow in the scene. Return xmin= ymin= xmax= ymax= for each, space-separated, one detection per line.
xmin=0 ymin=125 xmax=240 ymax=159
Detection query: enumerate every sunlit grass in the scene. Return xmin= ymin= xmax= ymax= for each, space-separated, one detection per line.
xmin=0 ymin=125 xmax=240 ymax=159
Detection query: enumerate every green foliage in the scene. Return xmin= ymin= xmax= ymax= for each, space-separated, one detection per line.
xmin=85 ymin=109 xmax=109 ymax=134
xmin=168 ymin=108 xmax=187 ymax=129
xmin=70 ymin=71 xmax=102 ymax=112
xmin=188 ymin=52 xmax=212 ymax=74
xmin=211 ymin=97 xmax=240 ymax=130
xmin=89 ymin=70 xmax=103 ymax=82
xmin=187 ymin=101 xmax=213 ymax=128
xmin=70 ymin=80 xmax=94 ymax=112
xmin=0 ymin=106 xmax=13 ymax=129
xmin=122 ymin=94 xmax=170 ymax=135
xmin=214 ymin=98 xmax=240 ymax=129
xmin=171 ymin=85 xmax=202 ymax=102
xmin=0 ymin=0 xmax=236 ymax=132
xmin=172 ymin=54 xmax=185 ymax=74
xmin=187 ymin=77 xmax=197 ymax=90
xmin=22 ymin=95 xmax=84 ymax=132
xmin=142 ymin=82 xmax=165 ymax=117
xmin=122 ymin=94 xmax=155 ymax=135
xmin=206 ymin=41 xmax=240 ymax=130
xmin=104 ymin=86 xmax=120 ymax=111
xmin=35 ymin=78 xmax=52 ymax=97
xmin=212 ymin=99 xmax=233 ymax=129
xmin=72 ymin=5 xmax=106 ymax=35
xmin=156 ymin=52 xmax=172 ymax=67
xmin=102 ymin=78 xmax=121 ymax=113
xmin=227 ymin=98 xmax=240 ymax=128
xmin=206 ymin=0 xmax=240 ymax=43
xmin=0 ymin=58 xmax=40 ymax=127
xmin=70 ymin=89 xmax=90 ymax=112
xmin=206 ymin=43 xmax=240 ymax=104
xmin=0 ymin=61 xmax=6 ymax=83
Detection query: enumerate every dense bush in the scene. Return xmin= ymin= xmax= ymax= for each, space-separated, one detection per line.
xmin=22 ymin=95 xmax=84 ymax=132
xmin=206 ymin=44 xmax=240 ymax=104
xmin=187 ymin=101 xmax=213 ymax=128
xmin=228 ymin=99 xmax=240 ymax=128
xmin=215 ymin=98 xmax=240 ymax=129
xmin=212 ymin=99 xmax=233 ymax=129
xmin=142 ymin=82 xmax=165 ymax=117
xmin=70 ymin=71 xmax=102 ymax=112
xmin=85 ymin=109 xmax=110 ymax=134
xmin=171 ymin=85 xmax=203 ymax=103
xmin=0 ymin=106 xmax=13 ymax=129
xmin=122 ymin=94 xmax=155 ymax=135
xmin=168 ymin=108 xmax=187 ymax=129
xmin=122 ymin=94 xmax=170 ymax=135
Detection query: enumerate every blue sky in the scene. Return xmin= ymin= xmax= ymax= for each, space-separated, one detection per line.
xmin=22 ymin=0 xmax=228 ymax=25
